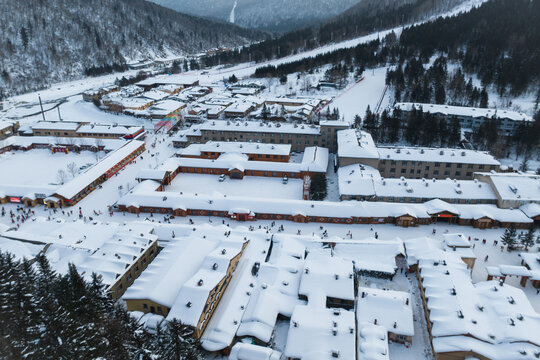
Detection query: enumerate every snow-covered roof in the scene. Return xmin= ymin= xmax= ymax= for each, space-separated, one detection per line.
xmin=122 ymin=236 xmax=218 ymax=308
xmin=0 ymin=237 xmax=45 ymax=261
xmin=337 ymin=129 xmax=379 ymax=160
xmin=418 ymin=252 xmax=540 ymax=357
xmin=228 ymin=343 xmax=281 ymax=360
xmin=378 ymin=147 xmax=500 ymax=165
xmin=75 ymin=227 xmax=157 ymax=289
xmin=476 ymin=172 xmax=540 ymax=202
xmin=54 ymin=140 xmax=144 ymax=200
xmin=136 ymin=74 xmax=199 ymax=87
xmin=357 ymin=287 xmax=414 ymax=337
xmin=237 ymin=236 xmax=305 ymax=343
xmin=520 ymin=202 xmax=540 ymax=218
xmin=31 ymin=121 xmax=81 ymax=131
xmin=299 ymin=249 xmax=354 ymax=303
xmin=285 ymin=305 xmax=356 ymax=360
xmin=443 ymin=233 xmax=471 ymax=248
xmin=338 ymin=164 xmax=497 ymax=201
xmin=77 ymin=124 xmax=143 ymax=136
xmin=0 ymin=135 xmax=125 ymax=152
xmin=135 ymin=169 xmax=169 ymax=182
xmin=395 ymin=103 xmax=533 ymax=122
xmin=118 ymin=189 xmax=533 ymax=224
xmin=200 ymin=120 xmax=321 ymax=135
xmin=0 ymin=183 xmax=57 ymax=199
xmin=166 ymin=240 xmax=247 ymax=326
xmin=173 ymin=146 xmax=327 ymax=174
xmin=179 ymin=141 xmax=292 ymax=157
xmin=357 ymin=323 xmax=389 ymax=360
xmin=140 ymin=89 xmax=170 ymax=101
xmin=332 ymin=239 xmax=404 ymax=275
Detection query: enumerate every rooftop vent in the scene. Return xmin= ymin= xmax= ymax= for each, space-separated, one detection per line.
xmin=186 ymin=302 xmax=192 ymax=307
xmin=197 ymin=279 xmax=204 ymax=286
xmin=212 ymin=263 xmax=218 ymax=270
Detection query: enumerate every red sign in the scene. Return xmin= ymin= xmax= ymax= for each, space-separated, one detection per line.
xmin=9 ymin=197 xmax=21 ymax=203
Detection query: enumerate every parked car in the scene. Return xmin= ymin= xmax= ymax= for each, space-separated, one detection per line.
xmin=282 ymin=175 xmax=288 ymax=184
xmin=219 ymin=174 xmax=226 ymax=182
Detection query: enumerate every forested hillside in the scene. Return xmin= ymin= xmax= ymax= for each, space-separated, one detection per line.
xmin=253 ymin=0 xmax=539 ymax=97
xmin=0 ymin=0 xmax=263 ymax=96
xmin=202 ymin=0 xmax=469 ymax=65
xmin=252 ymin=0 xmax=539 ymax=157
xmin=151 ymin=0 xmax=362 ymax=32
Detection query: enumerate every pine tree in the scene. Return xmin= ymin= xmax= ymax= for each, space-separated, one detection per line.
xmin=158 ymin=319 xmax=203 ymax=360
xmin=480 ymin=88 xmax=489 ymax=108
xmin=520 ymin=228 xmax=535 ymax=251
xmin=501 ymin=226 xmax=517 ymax=251
xmin=310 ymin=173 xmax=327 ymax=201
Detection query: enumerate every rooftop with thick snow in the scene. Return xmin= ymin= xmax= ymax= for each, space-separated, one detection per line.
xmin=285 ymin=305 xmax=356 ymax=360
xmin=475 ymin=172 xmax=540 ymax=203
xmin=395 ymin=102 xmax=533 ymax=122
xmin=179 ymin=141 xmax=292 ymax=157
xmin=122 ymin=236 xmax=218 ymax=308
xmin=199 ymin=120 xmax=321 ymax=135
xmin=378 ymin=146 xmax=500 ymax=165
xmin=418 ymin=251 xmax=540 ymax=359
xmin=337 ymin=129 xmax=379 ymax=160
xmin=338 ymin=164 xmax=498 ymax=202
xmin=357 ymin=287 xmax=414 ymax=337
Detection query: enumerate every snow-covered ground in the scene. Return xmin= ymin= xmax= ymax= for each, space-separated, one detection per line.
xmin=331 ymin=67 xmax=390 ymax=123
xmin=0 ymin=149 xmax=99 ymax=186
xmin=167 ymin=173 xmax=304 ymax=200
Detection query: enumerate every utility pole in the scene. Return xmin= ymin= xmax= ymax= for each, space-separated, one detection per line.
xmin=57 ymin=106 xmax=62 ymax=121
xmin=38 ymin=95 xmax=46 ymax=121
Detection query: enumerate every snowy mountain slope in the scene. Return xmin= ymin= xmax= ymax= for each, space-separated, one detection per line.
xmin=149 ymin=0 xmax=362 ymax=32
xmin=0 ymin=0 xmax=263 ymax=96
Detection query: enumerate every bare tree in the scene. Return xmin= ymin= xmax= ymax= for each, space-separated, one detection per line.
xmin=67 ymin=162 xmax=78 ymax=178
xmin=56 ymin=169 xmax=67 ymax=184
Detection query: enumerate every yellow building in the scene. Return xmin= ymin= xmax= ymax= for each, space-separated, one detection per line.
xmin=123 ymin=234 xmax=247 ymax=339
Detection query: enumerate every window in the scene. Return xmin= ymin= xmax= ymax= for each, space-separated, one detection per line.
xmin=401 ymin=169 xmax=406 ymax=174
xmin=433 ymin=170 xmax=439 ymax=175
xmin=446 ymin=163 xmax=451 ymax=168
xmin=479 ymin=165 xmax=485 ymax=169
xmin=444 ymin=171 xmax=450 ymax=176
xmin=143 ymin=303 xmax=148 ymax=309
xmin=390 ymin=168 xmax=396 ymax=173
xmin=455 ymin=171 xmax=461 ymax=177
xmin=467 ymin=164 xmax=473 ymax=169
xmin=457 ymin=163 xmax=462 ymax=168
xmin=435 ymin=162 xmax=440 ymax=167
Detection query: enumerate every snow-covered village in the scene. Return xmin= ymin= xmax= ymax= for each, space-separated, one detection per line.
xmin=0 ymin=0 xmax=539 ymax=360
